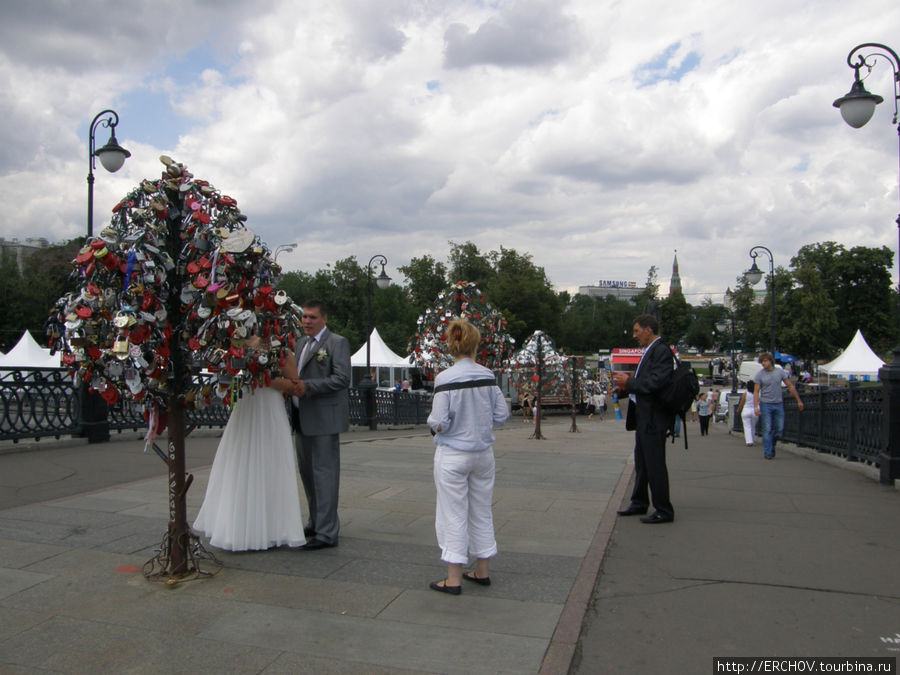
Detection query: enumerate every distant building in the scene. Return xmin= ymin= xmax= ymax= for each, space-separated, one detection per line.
xmin=0 ymin=238 xmax=50 ymax=277
xmin=669 ymin=250 xmax=682 ymax=296
xmin=578 ymin=279 xmax=644 ymax=301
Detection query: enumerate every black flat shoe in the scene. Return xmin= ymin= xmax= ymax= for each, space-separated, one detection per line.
xmin=463 ymin=572 xmax=491 ymax=586
xmin=640 ymin=512 xmax=674 ymax=524
xmin=617 ymin=505 xmax=648 ymax=516
xmin=429 ymin=580 xmax=461 ymax=595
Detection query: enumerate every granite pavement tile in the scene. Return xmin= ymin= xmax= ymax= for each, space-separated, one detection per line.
xmin=198 ymin=601 xmax=551 ymax=675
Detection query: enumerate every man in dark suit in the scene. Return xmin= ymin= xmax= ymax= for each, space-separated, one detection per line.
xmin=292 ymin=300 xmax=351 ymax=549
xmin=612 ymin=314 xmax=675 ymax=524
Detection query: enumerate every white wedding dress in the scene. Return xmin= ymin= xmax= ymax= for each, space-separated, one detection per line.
xmin=194 ymin=386 xmax=306 ymax=551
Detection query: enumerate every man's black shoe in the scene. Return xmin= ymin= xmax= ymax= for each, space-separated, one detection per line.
xmin=617 ymin=505 xmax=648 ymax=516
xmin=640 ymin=512 xmax=674 ymax=524
xmin=300 ymin=539 xmax=336 ymax=550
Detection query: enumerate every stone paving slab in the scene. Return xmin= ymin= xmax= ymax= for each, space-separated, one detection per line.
xmin=198 ymin=602 xmax=550 ymax=674
xmin=0 ymin=417 xmax=632 ymax=673
xmin=574 ymin=420 xmax=900 ymax=673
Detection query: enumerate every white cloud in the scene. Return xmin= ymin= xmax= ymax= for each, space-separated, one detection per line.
xmin=1 ymin=0 xmax=899 ymax=311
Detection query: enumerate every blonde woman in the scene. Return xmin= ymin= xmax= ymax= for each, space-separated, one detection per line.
xmin=427 ymin=319 xmax=509 ymax=595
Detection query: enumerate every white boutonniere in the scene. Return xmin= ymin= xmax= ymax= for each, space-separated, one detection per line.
xmin=316 ymin=348 xmax=328 ymax=362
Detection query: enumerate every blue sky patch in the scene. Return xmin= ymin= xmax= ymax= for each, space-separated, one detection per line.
xmin=634 ymin=41 xmax=700 ymax=88
xmin=118 ymin=41 xmax=240 ymax=149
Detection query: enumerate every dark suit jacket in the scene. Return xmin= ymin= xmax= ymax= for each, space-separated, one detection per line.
xmin=624 ymin=338 xmax=675 ymax=435
xmin=294 ymin=328 xmax=351 ymax=436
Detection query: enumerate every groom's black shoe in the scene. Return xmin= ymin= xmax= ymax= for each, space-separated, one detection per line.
xmin=617 ymin=505 xmax=648 ymax=516
xmin=301 ymin=539 xmax=336 ymax=550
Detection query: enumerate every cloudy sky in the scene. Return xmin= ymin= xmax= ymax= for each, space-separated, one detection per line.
xmin=2 ymin=0 xmax=899 ymax=304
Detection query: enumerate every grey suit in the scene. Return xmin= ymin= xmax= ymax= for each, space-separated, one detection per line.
xmin=294 ymin=328 xmax=351 ymax=545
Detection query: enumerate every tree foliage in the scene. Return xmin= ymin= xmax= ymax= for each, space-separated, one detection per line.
xmin=0 ymin=240 xmax=82 ymax=351
xmin=788 ymin=242 xmax=894 ymax=354
xmin=398 ymin=254 xmax=447 ymax=314
xmin=5 ymin=235 xmax=897 ymax=366
xmin=659 ymin=289 xmax=691 ymax=345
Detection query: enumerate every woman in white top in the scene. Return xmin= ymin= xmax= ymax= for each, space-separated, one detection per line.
xmin=736 ymin=381 xmax=759 ymax=446
xmin=427 ymin=319 xmax=510 ymax=595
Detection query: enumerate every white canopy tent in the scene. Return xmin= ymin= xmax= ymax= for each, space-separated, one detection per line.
xmin=0 ymin=331 xmax=61 ymax=369
xmin=350 ymin=328 xmax=413 ymax=389
xmin=820 ymin=329 xmax=885 ymax=383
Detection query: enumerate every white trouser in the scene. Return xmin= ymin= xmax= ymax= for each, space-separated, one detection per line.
xmin=741 ymin=411 xmax=758 ymax=444
xmin=433 ymin=445 xmax=498 ymax=565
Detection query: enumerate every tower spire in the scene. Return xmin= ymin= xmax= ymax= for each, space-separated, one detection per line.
xmin=669 ymin=249 xmax=682 ymax=295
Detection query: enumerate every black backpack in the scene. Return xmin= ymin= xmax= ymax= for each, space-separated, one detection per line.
xmin=658 ymin=356 xmax=699 ymax=449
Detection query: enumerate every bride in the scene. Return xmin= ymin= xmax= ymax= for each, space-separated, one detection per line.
xmin=193 ymin=338 xmax=305 ymax=551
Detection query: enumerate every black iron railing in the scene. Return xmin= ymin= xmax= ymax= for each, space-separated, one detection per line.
xmin=0 ymin=368 xmax=81 ymax=441
xmin=3 ymin=367 xmax=879 ymax=463
xmin=0 ymin=368 xmax=429 ymax=442
xmin=783 ymin=383 xmax=883 ymax=464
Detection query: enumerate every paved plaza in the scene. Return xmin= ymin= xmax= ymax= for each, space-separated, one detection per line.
xmin=0 ymin=412 xmax=897 ymax=673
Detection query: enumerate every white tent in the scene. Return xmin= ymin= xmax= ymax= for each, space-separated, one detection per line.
xmin=0 ymin=330 xmax=61 ymax=369
xmin=820 ymin=329 xmax=885 ymax=383
xmin=350 ymin=328 xmax=412 ymax=388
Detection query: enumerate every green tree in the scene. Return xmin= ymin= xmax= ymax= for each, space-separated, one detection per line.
xmin=278 ymin=260 xmax=413 ymax=356
xmin=782 ymin=263 xmax=839 ymax=359
xmin=557 ymin=293 xmax=636 ymax=352
xmin=631 ymin=266 xmax=659 ymax=316
xmin=557 ymin=293 xmax=596 ymax=353
xmin=659 ymin=289 xmax=691 ymax=345
xmin=728 ymin=277 xmax=765 ymax=354
xmin=447 ymin=241 xmax=494 ymax=288
xmin=787 ymin=242 xmax=895 ymax=356
xmin=484 ymin=247 xmax=562 ymax=345
xmin=277 ymin=270 xmax=316 ymax=308
xmin=0 ymin=240 xmax=83 ymax=352
xmin=679 ymin=299 xmax=720 ymax=352
xmin=398 ymin=254 xmax=447 ymax=314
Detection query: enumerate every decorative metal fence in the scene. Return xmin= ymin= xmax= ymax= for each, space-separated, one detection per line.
xmin=0 ymin=368 xmax=81 ymax=441
xmin=0 ymin=368 xmax=430 ymax=442
xmin=0 ymin=367 xmax=882 ymax=463
xmin=783 ymin=383 xmax=883 ymax=465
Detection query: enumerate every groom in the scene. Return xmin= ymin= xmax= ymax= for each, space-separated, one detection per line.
xmin=292 ymin=299 xmax=351 ymax=550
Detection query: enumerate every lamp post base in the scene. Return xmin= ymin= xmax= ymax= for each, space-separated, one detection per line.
xmin=359 ymin=376 xmax=377 ymax=431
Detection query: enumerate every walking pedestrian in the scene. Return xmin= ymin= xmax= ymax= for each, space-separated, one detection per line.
xmin=753 ymin=353 xmax=804 ymax=459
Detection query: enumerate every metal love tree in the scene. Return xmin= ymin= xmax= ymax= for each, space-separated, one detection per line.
xmin=407 ymin=281 xmax=514 ymax=378
xmin=47 ymin=156 xmax=301 ymax=582
xmin=508 ymin=331 xmax=586 ymax=438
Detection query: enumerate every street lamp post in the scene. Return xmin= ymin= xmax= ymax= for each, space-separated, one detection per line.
xmin=833 ymin=42 xmax=900 ymax=484
xmin=81 ymin=110 xmax=130 ymax=444
xmin=718 ymin=289 xmax=742 ymax=432
xmin=363 ymin=254 xmax=391 ymax=430
xmin=273 ymin=242 xmax=297 ymax=264
xmin=723 ymin=288 xmax=738 ymax=394
xmin=744 ymin=246 xmax=776 ymax=356
xmin=87 ymin=110 xmax=131 ymax=238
